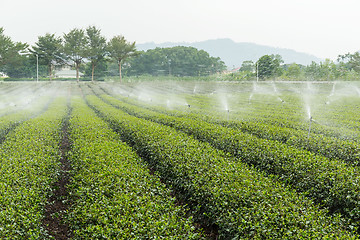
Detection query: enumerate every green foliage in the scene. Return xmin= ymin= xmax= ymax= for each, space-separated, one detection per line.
xmin=256 ymin=54 xmax=283 ymax=79
xmin=0 ymin=97 xmax=67 ymax=238
xmin=81 ymin=60 xmax=108 ymax=80
xmin=285 ymin=63 xmax=302 ymax=78
xmin=30 ymin=33 xmax=64 ymax=80
xmin=126 ymin=46 xmax=226 ymax=77
xmin=93 ymin=88 xmax=360 ymax=233
xmin=2 ymin=24 xmax=360 ymax=81
xmin=1 ymin=81 xmax=360 ymax=239
xmin=240 ymin=60 xmax=255 ymax=72
xmin=328 ymin=53 xmax=360 ymax=80
xmin=85 ymin=26 xmax=107 ymax=81
xmin=303 ymin=59 xmax=342 ymax=80
xmin=84 ymin=91 xmax=357 ymax=239
xmin=67 ymin=96 xmax=202 ymax=239
xmin=4 ymin=55 xmax=48 ymax=78
xmin=0 ymin=27 xmax=28 ymax=76
xmin=63 ymin=28 xmax=88 ymax=81
xmin=107 ymin=35 xmax=138 ymax=82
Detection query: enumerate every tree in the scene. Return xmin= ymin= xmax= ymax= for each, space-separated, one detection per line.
xmin=240 ymin=60 xmax=255 ymax=72
xmin=338 ymin=52 xmax=360 ymax=73
xmin=63 ymin=28 xmax=88 ymax=81
xmin=271 ymin=54 xmax=283 ymax=77
xmin=30 ymin=33 xmax=63 ymax=80
xmin=286 ymin=63 xmax=301 ymax=78
xmin=304 ymin=61 xmax=320 ymax=80
xmin=256 ymin=54 xmax=283 ymax=79
xmin=5 ymin=55 xmax=47 ymax=78
xmin=107 ymin=35 xmax=137 ymax=82
xmin=0 ymin=27 xmax=27 ymax=72
xmin=126 ymin=46 xmax=226 ymax=77
xmin=85 ymin=26 xmax=107 ymax=82
xmin=256 ymin=55 xmax=273 ymax=79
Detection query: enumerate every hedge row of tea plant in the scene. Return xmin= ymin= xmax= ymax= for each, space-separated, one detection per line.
xmin=67 ymin=96 xmax=202 ymax=239
xmin=215 ymin=118 xmax=360 ymax=166
xmin=97 ymin=88 xmax=360 ymax=167
xmin=0 ymin=96 xmax=52 ymax=142
xmin=94 ymin=81 xmax=359 ymax=152
xmin=90 ymin=81 xmax=360 ymax=143
xmin=85 ymin=94 xmax=357 ymax=239
xmin=96 ymin=93 xmax=360 ymax=231
xmin=0 ymin=97 xmax=68 ymax=239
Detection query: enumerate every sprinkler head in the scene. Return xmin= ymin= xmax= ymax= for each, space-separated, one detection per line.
xmin=309 ymin=116 xmax=313 ymax=122
xmin=226 ymin=109 xmax=230 ymax=113
xmin=187 ymin=104 xmax=191 ymax=108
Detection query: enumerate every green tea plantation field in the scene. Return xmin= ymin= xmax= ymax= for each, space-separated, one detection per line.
xmin=1 ymin=80 xmax=360 ymax=239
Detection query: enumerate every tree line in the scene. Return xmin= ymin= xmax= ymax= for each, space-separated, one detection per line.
xmin=125 ymin=46 xmax=226 ymax=77
xmin=0 ymin=26 xmax=137 ymax=82
xmin=1 ymin=25 xmax=359 ymax=81
xmin=0 ymin=26 xmax=226 ymax=81
xmin=234 ymin=53 xmax=360 ymax=81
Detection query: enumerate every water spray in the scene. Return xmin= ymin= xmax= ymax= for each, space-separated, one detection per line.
xmin=278 ymin=97 xmax=285 ymax=103
xmin=329 ymin=82 xmax=336 ymax=97
xmin=355 ymin=87 xmax=360 ymax=96
xmin=307 ymin=116 xmax=315 ymax=145
xmin=248 ymin=94 xmax=253 ymax=104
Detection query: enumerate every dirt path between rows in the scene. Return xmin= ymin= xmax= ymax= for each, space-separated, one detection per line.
xmin=42 ymin=106 xmax=72 ymax=239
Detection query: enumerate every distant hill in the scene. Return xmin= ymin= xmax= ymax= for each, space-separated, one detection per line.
xmin=136 ymin=38 xmax=322 ymax=69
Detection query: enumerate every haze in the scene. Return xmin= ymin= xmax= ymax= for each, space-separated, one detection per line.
xmin=1 ymin=0 xmax=359 ymax=60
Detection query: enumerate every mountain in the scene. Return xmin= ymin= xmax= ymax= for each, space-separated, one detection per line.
xmin=136 ymin=38 xmax=322 ymax=69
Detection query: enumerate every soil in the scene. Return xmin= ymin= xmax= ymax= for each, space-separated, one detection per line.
xmin=42 ymin=113 xmax=72 ymax=240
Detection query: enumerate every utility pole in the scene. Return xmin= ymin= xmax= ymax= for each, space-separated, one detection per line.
xmin=168 ymin=59 xmax=171 ymax=76
xmin=256 ymin=61 xmax=259 ymax=82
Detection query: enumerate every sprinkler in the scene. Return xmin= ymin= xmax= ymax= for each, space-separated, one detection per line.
xmin=226 ymin=109 xmax=230 ymax=120
xmin=307 ymin=116 xmax=314 ymax=145
xmin=185 ymin=104 xmax=191 ymax=113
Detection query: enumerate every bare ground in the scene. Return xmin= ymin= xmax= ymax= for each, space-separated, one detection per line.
xmin=42 ymin=112 xmax=72 ymax=239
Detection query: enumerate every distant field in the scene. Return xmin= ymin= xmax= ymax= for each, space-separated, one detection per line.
xmin=1 ymin=81 xmax=360 ymax=239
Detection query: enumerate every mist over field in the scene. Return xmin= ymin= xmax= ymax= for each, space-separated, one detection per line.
xmin=1 ymin=71 xmax=360 ymax=239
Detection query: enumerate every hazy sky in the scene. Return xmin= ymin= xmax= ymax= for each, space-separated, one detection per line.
xmin=1 ymin=0 xmax=359 ymax=60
